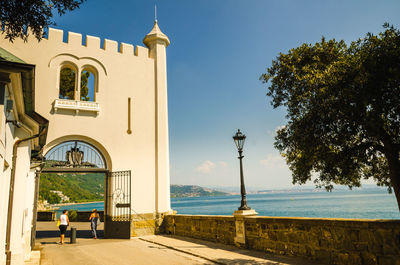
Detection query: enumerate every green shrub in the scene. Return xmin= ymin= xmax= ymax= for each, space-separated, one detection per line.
xmin=68 ymin=210 xmax=78 ymax=221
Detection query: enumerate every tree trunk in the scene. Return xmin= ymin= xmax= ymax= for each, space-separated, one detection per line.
xmin=385 ymin=146 xmax=400 ymax=211
xmin=389 ymin=168 xmax=400 ymax=212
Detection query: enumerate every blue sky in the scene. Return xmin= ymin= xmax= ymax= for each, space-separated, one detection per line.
xmin=52 ymin=0 xmax=400 ymax=190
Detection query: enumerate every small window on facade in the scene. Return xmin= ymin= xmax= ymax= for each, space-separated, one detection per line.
xmin=59 ymin=67 xmax=76 ymax=99
xmin=80 ymin=70 xmax=95 ymax=101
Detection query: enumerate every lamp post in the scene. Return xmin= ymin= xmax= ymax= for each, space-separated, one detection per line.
xmin=233 ymin=129 xmax=250 ymax=211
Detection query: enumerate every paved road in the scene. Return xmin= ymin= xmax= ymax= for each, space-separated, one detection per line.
xmin=37 ymin=222 xmax=207 ymax=265
xmin=36 ymin=222 xmax=322 ymax=265
xmin=39 ymin=237 xmax=210 ymax=265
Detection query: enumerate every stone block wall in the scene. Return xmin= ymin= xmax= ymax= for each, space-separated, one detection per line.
xmin=131 ymin=213 xmax=157 ymax=236
xmin=163 ymin=215 xmax=400 ymax=265
xmin=245 ymin=216 xmax=400 ymax=265
xmin=163 ymin=215 xmax=236 ymax=245
xmin=71 ymin=211 xmax=105 ymax=222
xmin=37 ymin=210 xmax=104 ymax=222
xmin=37 ymin=211 xmax=55 ymax=221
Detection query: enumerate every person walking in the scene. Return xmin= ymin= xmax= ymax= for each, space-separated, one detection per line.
xmin=58 ymin=210 xmax=69 ymax=244
xmin=89 ymin=209 xmax=100 ymax=239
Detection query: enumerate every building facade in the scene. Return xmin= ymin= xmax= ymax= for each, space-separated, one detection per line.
xmin=0 ymin=50 xmax=48 ymax=265
xmin=0 ymin=20 xmax=172 ymax=264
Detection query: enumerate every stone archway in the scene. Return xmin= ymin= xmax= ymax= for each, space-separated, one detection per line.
xmin=37 ymin=136 xmax=132 ymax=239
xmin=43 ymin=135 xmax=112 ymax=171
xmin=44 ymin=140 xmax=107 ymax=171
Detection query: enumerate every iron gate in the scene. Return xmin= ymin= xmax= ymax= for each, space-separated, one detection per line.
xmin=105 ymin=170 xmax=131 ymax=239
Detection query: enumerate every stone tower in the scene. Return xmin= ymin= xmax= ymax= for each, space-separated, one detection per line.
xmin=143 ymin=20 xmax=171 ymax=214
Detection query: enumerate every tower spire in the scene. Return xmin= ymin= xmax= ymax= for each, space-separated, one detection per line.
xmin=143 ymin=16 xmax=170 ymax=48
xmin=155 ymin=5 xmax=157 ymax=22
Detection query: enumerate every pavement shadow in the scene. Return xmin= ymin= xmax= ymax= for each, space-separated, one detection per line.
xmin=160 ymin=235 xmax=323 ymax=265
xmin=203 ymin=259 xmax=280 ymax=265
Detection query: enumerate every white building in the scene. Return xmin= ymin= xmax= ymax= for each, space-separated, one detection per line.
xmin=0 ymin=20 xmax=172 ymax=264
xmin=0 ymin=49 xmax=48 ymax=265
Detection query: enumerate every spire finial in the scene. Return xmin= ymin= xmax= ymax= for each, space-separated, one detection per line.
xmin=143 ymin=9 xmax=170 ymax=47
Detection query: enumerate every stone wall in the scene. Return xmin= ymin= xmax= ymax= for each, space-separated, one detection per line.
xmin=163 ymin=215 xmax=236 ymax=245
xmin=163 ymin=215 xmax=400 ymax=265
xmin=37 ymin=210 xmax=104 ymax=222
xmin=70 ymin=211 xmax=105 ymax=222
xmin=37 ymin=211 xmax=55 ymax=221
xmin=131 ymin=213 xmax=157 ymax=236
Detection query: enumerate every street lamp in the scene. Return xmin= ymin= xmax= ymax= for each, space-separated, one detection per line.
xmin=233 ymin=129 xmax=250 ymax=211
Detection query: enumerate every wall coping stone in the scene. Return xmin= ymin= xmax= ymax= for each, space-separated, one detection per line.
xmin=245 ymin=215 xmax=400 ymax=223
xmin=172 ymin=214 xmax=400 ymax=223
xmin=174 ymin=214 xmax=234 ymax=219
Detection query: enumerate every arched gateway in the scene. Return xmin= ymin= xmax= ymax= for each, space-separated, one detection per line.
xmin=42 ymin=140 xmax=132 ymax=238
xmin=44 ymin=140 xmax=107 ymax=170
xmin=0 ymin=19 xmax=173 ymax=239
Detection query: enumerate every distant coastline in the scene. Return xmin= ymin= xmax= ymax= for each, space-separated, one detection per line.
xmin=52 ymin=201 xmax=103 ymax=207
xmin=48 ymin=189 xmax=400 ymax=219
xmin=170 ymin=185 xmax=228 ymax=198
xmin=44 ymin=183 xmax=388 ymax=209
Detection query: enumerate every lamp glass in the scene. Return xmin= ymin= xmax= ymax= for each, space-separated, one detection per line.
xmin=233 ymin=129 xmax=246 ymax=151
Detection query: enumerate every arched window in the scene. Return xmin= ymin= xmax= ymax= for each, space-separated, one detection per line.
xmin=80 ymin=69 xmax=95 ymax=101
xmin=59 ymin=67 xmax=76 ymax=99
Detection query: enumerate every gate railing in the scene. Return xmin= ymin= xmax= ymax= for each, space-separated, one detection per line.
xmin=105 ymin=170 xmax=131 ymax=222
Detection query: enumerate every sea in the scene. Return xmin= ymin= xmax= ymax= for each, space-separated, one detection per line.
xmin=56 ymin=188 xmax=400 ymax=219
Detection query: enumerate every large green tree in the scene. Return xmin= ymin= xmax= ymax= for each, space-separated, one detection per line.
xmin=0 ymin=0 xmax=86 ymax=42
xmin=261 ymin=24 xmax=400 ymax=210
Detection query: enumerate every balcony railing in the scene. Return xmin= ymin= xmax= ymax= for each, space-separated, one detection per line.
xmin=54 ymin=99 xmax=100 ymax=115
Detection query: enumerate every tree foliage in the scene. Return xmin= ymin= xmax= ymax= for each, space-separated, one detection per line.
xmin=0 ymin=0 xmax=86 ymax=42
xmin=80 ymin=70 xmax=91 ymax=101
xmin=39 ymin=173 xmax=104 ymax=203
xmin=59 ymin=68 xmax=92 ymax=100
xmin=39 ymin=190 xmax=61 ymax=204
xmin=261 ymin=24 xmax=400 ymax=209
xmin=68 ymin=210 xmax=78 ymax=221
xmin=59 ymin=67 xmax=75 ymax=99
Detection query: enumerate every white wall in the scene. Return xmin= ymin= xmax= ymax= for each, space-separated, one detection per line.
xmin=9 ymin=139 xmax=31 ymax=264
xmin=23 ymin=170 xmax=36 ymax=260
xmin=0 ymin=130 xmax=10 ymax=265
xmin=0 ymin=82 xmax=37 ymax=264
xmin=0 ymin=83 xmax=15 ymax=265
xmin=0 ymin=25 xmax=172 ymax=215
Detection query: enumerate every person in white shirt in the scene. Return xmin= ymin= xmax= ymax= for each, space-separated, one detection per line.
xmin=58 ymin=210 xmax=70 ymax=244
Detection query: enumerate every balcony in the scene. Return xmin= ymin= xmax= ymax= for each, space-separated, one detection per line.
xmin=53 ymin=99 xmax=100 ymax=115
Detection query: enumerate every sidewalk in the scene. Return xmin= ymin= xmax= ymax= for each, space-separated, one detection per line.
xmin=38 ymin=237 xmax=207 ymax=265
xmin=36 ymin=222 xmax=322 ymax=265
xmin=139 ymin=235 xmax=321 ymax=265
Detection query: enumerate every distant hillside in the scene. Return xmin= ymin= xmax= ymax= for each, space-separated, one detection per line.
xmin=39 ymin=173 xmax=104 ymax=204
xmin=39 ymin=173 xmax=228 ymax=204
xmin=170 ymin=185 xmax=228 ymax=198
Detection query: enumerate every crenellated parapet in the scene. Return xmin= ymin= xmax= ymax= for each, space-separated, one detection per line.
xmin=47 ymin=28 xmax=149 ymax=58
